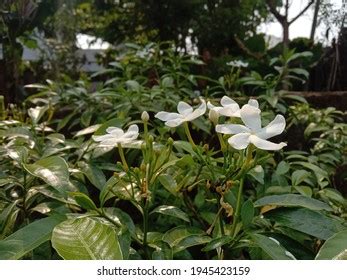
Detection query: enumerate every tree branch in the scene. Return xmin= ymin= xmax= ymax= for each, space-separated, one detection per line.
xmin=289 ymin=0 xmax=315 ymax=25
xmin=265 ymin=0 xmax=285 ymax=23
xmin=234 ymin=35 xmax=265 ymax=60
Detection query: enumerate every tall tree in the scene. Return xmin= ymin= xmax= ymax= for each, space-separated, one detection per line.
xmin=265 ymin=0 xmax=315 ymax=50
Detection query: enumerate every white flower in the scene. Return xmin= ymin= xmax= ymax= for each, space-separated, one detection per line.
xmin=92 ymin=124 xmax=139 ymax=146
xmin=208 ymin=96 xmax=258 ymax=118
xmin=216 ymin=104 xmax=286 ymax=150
xmin=226 ymin=60 xmax=249 ymax=68
xmin=155 ymin=100 xmax=206 ymax=127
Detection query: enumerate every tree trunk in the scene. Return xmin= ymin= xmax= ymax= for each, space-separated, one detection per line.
xmin=310 ymin=0 xmax=321 ymax=41
xmin=283 ymin=20 xmax=289 ymax=51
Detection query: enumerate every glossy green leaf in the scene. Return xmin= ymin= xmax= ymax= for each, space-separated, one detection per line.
xmin=248 ymin=165 xmax=264 ymax=184
xmin=77 ymin=162 xmax=106 ymax=190
xmin=316 ymin=230 xmax=347 ymax=260
xmin=250 ymin=233 xmax=295 ymax=260
xmin=150 ymin=205 xmax=189 ymax=222
xmin=102 ymin=208 xmax=136 ymax=236
xmin=23 ymin=156 xmax=70 ymax=191
xmin=70 ymin=192 xmax=98 ymax=211
xmin=28 ymin=106 xmax=48 ymax=124
xmin=0 ymin=215 xmax=66 ymax=260
xmin=74 ymin=124 xmax=101 ymax=137
xmin=151 ymin=241 xmax=173 ymax=260
xmin=276 ymin=161 xmax=290 ymax=175
xmin=174 ymin=235 xmax=211 ymax=253
xmin=291 ymin=170 xmax=310 ymax=186
xmin=158 ymin=174 xmax=178 ymax=195
xmin=52 ymin=217 xmax=123 ymax=260
xmin=202 ymin=236 xmax=233 ymax=252
xmin=162 ymin=226 xmax=206 ymax=248
xmin=241 ymin=200 xmax=255 ymax=227
xmin=265 ymin=208 xmax=345 ymax=240
xmin=254 ymin=194 xmax=332 ymax=211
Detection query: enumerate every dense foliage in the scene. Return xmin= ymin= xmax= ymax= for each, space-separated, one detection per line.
xmin=0 ymin=43 xmax=346 ymax=260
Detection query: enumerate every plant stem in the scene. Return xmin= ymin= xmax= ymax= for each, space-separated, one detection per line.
xmin=117 ymin=143 xmax=129 ymax=171
xmin=143 ymin=199 xmax=150 ymax=259
xmin=231 ymin=177 xmax=244 ymax=237
xmin=184 ymin=122 xmax=196 ymax=148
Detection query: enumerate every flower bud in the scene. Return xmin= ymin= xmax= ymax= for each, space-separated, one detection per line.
xmin=148 ymin=135 xmax=154 ymax=144
xmin=209 ymin=109 xmax=219 ymax=124
xmin=141 ymin=111 xmax=149 ymax=122
xmin=167 ymin=137 xmax=174 ymax=146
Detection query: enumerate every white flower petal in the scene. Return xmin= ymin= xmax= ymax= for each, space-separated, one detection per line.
xmin=240 ymin=104 xmax=262 ymax=131
xmin=207 ymin=101 xmax=215 ymax=110
xmin=256 ymin=115 xmax=286 ymax=140
xmin=227 ymin=133 xmax=251 ymax=149
xmin=177 ymin=101 xmax=193 ymax=116
xmin=105 ymin=127 xmax=124 ymax=138
xmin=92 ymin=134 xmax=113 ymax=142
xmin=247 ymin=99 xmax=259 ymax=108
xmin=185 ymin=99 xmax=206 ymax=121
xmin=249 ymin=135 xmax=286 ymax=150
xmin=123 ymin=124 xmax=139 ymax=140
xmin=155 ymin=111 xmax=181 ymax=121
xmin=221 ymin=96 xmax=238 ymax=107
xmin=92 ymin=134 xmax=120 ymax=146
xmin=216 ymin=124 xmax=250 ymax=134
xmin=217 ymin=105 xmax=240 ymax=117
xmin=165 ymin=118 xmax=184 ymax=127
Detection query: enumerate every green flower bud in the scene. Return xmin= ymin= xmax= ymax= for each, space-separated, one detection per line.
xmin=141 ymin=111 xmax=149 ymax=122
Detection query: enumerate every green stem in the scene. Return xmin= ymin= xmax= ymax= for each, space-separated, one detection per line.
xmin=217 ymin=133 xmax=227 ymax=153
xmin=184 ymin=122 xmax=196 ymax=148
xmin=231 ymin=177 xmax=244 ymax=237
xmin=143 ymin=199 xmax=150 ymax=259
xmin=117 ymin=143 xmax=129 ymax=171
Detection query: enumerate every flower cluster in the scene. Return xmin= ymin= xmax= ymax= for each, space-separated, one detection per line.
xmin=92 ymin=96 xmax=286 ymax=151
xmin=226 ymin=60 xmax=249 ymax=68
xmin=155 ymin=96 xmax=286 ymax=151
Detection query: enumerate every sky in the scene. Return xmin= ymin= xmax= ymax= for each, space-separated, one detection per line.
xmin=259 ymin=0 xmax=342 ymax=43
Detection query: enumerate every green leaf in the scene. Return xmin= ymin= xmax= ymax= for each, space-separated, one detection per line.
xmin=241 ymin=200 xmax=255 ymax=227
xmin=77 ymin=162 xmax=106 ymax=190
xmin=174 ymin=235 xmax=211 ymax=253
xmin=102 ymin=208 xmax=136 ymax=237
xmin=125 ymin=80 xmax=140 ymax=91
xmin=150 ymin=205 xmax=189 ymax=222
xmin=162 ymin=226 xmax=206 ymax=248
xmin=248 ymin=165 xmax=264 ymax=184
xmin=202 ymin=236 xmax=233 ymax=252
xmin=276 ymin=161 xmax=290 ymax=175
xmin=265 ymin=208 xmax=345 ymax=240
xmin=158 ymin=174 xmax=178 ymax=195
xmin=28 ymin=106 xmax=48 ymax=124
xmin=292 ymin=161 xmax=329 ymax=188
xmin=250 ymin=233 xmax=295 ymax=260
xmin=52 ymin=217 xmax=123 ymax=260
xmin=316 ymin=230 xmax=347 ymax=260
xmin=254 ymin=194 xmax=333 ymax=211
xmin=151 ymin=241 xmax=173 ymax=260
xmin=70 ymin=192 xmax=98 ymax=211
xmin=0 ymin=215 xmax=66 ymax=260
xmin=74 ymin=124 xmax=101 ymax=137
xmin=291 ymin=170 xmax=310 ymax=186
xmin=23 ymin=156 xmax=70 ymax=191
xmin=289 ymin=68 xmax=309 ymax=78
